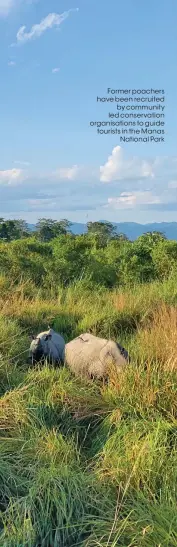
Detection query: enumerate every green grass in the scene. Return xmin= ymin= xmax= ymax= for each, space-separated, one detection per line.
xmin=1 ymin=277 xmax=177 ymax=545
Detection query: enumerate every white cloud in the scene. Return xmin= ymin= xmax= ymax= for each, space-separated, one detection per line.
xmin=52 ymin=67 xmax=60 ymax=73
xmin=107 ymin=191 xmax=161 ymax=209
xmin=8 ymin=60 xmax=16 ymax=66
xmin=100 ymin=145 xmax=154 ymax=183
xmin=0 ymin=168 xmax=25 ymax=185
xmin=15 ymin=8 xmax=79 ymax=44
xmin=53 ymin=164 xmax=83 ymax=181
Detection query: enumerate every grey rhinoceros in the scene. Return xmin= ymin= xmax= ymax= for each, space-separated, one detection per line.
xmin=29 ymin=327 xmax=65 ymax=365
xmin=62 ymin=332 xmax=130 ymax=380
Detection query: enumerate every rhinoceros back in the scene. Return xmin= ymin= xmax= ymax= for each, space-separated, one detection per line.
xmin=63 ymin=333 xmax=127 ymax=379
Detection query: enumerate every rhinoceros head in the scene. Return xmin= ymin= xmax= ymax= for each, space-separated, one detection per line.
xmin=29 ymin=332 xmax=52 ymax=364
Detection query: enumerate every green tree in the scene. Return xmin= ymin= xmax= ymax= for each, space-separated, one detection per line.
xmin=86 ymin=221 xmax=120 ymax=248
xmin=151 ymin=240 xmax=177 ymax=279
xmin=36 ymin=219 xmax=72 ymax=242
xmin=117 ymin=240 xmax=156 ymax=286
xmin=137 ymin=231 xmax=166 ymax=247
xmin=51 ymin=234 xmax=90 ymax=285
xmin=0 ymin=219 xmax=9 ymax=240
xmin=0 ymin=219 xmax=29 ymax=241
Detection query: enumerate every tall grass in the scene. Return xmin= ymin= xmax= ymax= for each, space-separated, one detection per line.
xmin=1 ymin=277 xmax=177 ymax=545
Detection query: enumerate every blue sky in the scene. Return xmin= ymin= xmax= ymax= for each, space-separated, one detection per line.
xmin=0 ymin=0 xmax=177 ymax=224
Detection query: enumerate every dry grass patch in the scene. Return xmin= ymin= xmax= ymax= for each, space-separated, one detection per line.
xmin=135 ymin=303 xmax=177 ymax=369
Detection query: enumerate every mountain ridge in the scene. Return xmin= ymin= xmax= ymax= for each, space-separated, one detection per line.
xmin=28 ymin=222 xmax=177 ymax=241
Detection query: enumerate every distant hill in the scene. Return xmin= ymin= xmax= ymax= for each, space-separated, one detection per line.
xmin=28 ymin=222 xmax=177 ymax=241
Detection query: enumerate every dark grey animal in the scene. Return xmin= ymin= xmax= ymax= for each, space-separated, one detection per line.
xmin=29 ymin=327 xmax=65 ymax=365
xmin=62 ymin=332 xmax=129 ymax=380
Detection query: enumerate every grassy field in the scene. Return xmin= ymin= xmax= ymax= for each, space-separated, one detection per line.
xmin=1 ymin=274 xmax=177 ymax=546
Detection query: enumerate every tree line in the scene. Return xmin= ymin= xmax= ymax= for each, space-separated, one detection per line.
xmin=1 ymin=216 xmax=177 ymax=291
xmin=0 ymin=217 xmax=127 ymax=243
xmin=0 ymin=217 xmax=166 ymax=246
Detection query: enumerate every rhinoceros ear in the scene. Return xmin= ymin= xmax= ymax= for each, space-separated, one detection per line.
xmin=44 ymin=334 xmax=52 ymax=341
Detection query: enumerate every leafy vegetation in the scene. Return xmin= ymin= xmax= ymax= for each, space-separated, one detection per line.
xmin=1 ymin=220 xmax=177 ymax=545
xmin=0 ymin=218 xmax=174 ymax=291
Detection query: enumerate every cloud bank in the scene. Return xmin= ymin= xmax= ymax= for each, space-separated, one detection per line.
xmin=0 ymin=168 xmax=25 ymax=184
xmin=107 ymin=191 xmax=161 ymax=209
xmin=1 ymin=147 xmax=177 ymax=220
